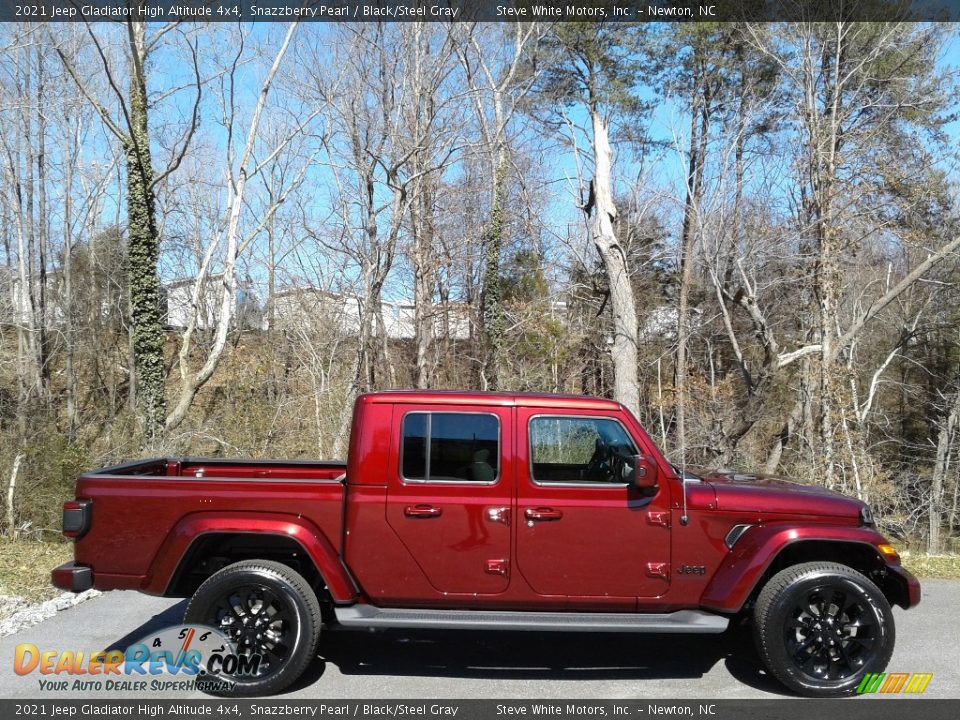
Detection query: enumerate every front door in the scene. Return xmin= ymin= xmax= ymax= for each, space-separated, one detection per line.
xmin=515 ymin=409 xmax=672 ymax=601
xmin=386 ymin=404 xmax=513 ymax=595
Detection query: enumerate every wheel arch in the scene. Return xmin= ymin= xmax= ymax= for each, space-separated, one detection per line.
xmin=147 ymin=512 xmax=358 ymax=603
xmin=701 ymin=524 xmax=908 ymax=613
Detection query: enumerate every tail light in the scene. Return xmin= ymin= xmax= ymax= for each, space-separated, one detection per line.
xmin=62 ymin=499 xmax=92 ymax=539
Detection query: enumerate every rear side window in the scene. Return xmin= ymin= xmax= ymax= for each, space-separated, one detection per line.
xmin=401 ymin=412 xmax=500 ymax=483
xmin=530 ymin=416 xmax=637 ymax=484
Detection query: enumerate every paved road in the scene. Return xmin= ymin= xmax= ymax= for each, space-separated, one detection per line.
xmin=1 ymin=580 xmax=957 ymax=699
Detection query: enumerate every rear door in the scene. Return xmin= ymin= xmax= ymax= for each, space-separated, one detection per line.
xmin=385 ymin=404 xmax=513 ymax=595
xmin=515 ymin=409 xmax=673 ymax=602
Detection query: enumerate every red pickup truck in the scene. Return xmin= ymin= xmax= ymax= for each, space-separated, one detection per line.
xmin=53 ymin=391 xmax=919 ymax=697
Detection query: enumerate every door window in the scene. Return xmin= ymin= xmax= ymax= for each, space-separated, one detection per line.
xmin=401 ymin=412 xmax=500 ymax=483
xmin=529 ymin=416 xmax=637 ymax=485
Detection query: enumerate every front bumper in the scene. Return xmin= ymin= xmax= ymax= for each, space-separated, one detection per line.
xmin=885 ymin=564 xmax=921 ymax=609
xmin=52 ymin=562 xmax=93 ymax=593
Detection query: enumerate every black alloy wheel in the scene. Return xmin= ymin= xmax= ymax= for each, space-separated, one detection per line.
xmin=783 ymin=583 xmax=879 ymax=680
xmin=209 ymin=583 xmax=295 ymax=672
xmin=753 ymin=561 xmax=895 ymax=697
xmin=185 ymin=560 xmax=321 ymax=696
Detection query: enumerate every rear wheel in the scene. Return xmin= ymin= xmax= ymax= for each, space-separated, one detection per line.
xmin=184 ymin=559 xmax=321 ymax=696
xmin=753 ymin=561 xmax=894 ymax=697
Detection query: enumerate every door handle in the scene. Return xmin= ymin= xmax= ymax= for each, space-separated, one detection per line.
xmin=404 ymin=504 xmax=442 ymax=518
xmin=486 ymin=506 xmax=510 ymax=525
xmin=524 ymin=507 xmax=563 ymax=522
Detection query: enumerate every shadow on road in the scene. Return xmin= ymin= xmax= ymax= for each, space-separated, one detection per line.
xmin=102 ymin=604 xmax=789 ymax=697
xmin=105 ymin=599 xmax=189 ymax=653
xmin=286 ymin=623 xmax=790 ymax=696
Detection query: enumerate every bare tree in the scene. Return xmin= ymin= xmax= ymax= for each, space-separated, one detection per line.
xmin=454 ymin=22 xmax=543 ymax=390
xmin=305 ymin=25 xmax=459 ymax=398
xmin=400 ymin=22 xmax=466 ymax=389
xmin=54 ymin=15 xmax=201 ymax=444
xmin=165 ymin=22 xmax=308 ymax=433
xmin=531 ymin=24 xmax=648 ymax=416
xmin=930 ymin=366 xmax=960 ymax=553
xmin=762 ymin=23 xmax=954 ymax=485
xmin=0 ymin=27 xmax=45 ymax=414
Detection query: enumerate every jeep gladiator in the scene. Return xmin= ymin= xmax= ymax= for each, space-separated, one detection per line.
xmin=53 ymin=391 xmax=920 ymax=697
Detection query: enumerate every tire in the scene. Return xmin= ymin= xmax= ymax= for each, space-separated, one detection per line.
xmin=184 ymin=559 xmax=321 ymax=697
xmin=753 ymin=561 xmax=894 ymax=697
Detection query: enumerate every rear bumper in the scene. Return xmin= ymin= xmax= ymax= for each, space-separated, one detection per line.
xmin=886 ymin=564 xmax=921 ymax=609
xmin=51 ymin=562 xmax=93 ymax=593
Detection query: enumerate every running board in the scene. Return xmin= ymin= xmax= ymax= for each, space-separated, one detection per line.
xmin=333 ymin=606 xmax=728 ymax=633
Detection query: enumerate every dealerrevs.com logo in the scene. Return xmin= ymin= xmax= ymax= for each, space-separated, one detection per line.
xmin=856 ymin=672 xmax=934 ymax=694
xmin=13 ymin=625 xmax=261 ymax=693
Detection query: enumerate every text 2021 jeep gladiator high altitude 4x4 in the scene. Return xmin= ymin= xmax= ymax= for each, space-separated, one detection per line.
xmin=53 ymin=391 xmax=920 ymax=697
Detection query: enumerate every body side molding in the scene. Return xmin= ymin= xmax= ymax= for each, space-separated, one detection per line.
xmin=334 ymin=606 xmax=728 ymax=633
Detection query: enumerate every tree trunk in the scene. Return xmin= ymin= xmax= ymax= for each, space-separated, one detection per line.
xmin=164 ymin=20 xmax=298 ymax=433
xmin=929 ymin=388 xmax=960 ymax=553
xmin=356 ymin=263 xmax=378 ymax=393
xmin=480 ymin=149 xmax=508 ymax=390
xmin=816 ymin=238 xmax=839 ymax=488
xmin=676 ymin=67 xmax=709 ymax=462
xmin=35 ymin=46 xmax=51 ymax=401
xmin=589 ymin=110 xmax=639 ymax=417
xmin=64 ymin=108 xmax=77 ymax=441
xmin=18 ymin=43 xmax=41 ymax=403
xmin=266 ymin=201 xmax=277 ymax=332
xmin=812 ymin=23 xmax=844 ymax=489
xmin=412 ymin=186 xmax=437 ymax=389
xmin=6 ymin=453 xmax=24 ymax=539
xmin=948 ymin=456 xmax=959 ymax=540
xmin=1 ymin=209 xmax=23 ymax=428
xmin=125 ymin=19 xmax=166 ymax=445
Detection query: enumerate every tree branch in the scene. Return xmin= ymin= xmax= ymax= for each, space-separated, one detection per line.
xmin=149 ymin=33 xmax=202 ymax=190
xmin=53 ymin=46 xmax=127 ymax=142
xmin=836 ymin=236 xmax=960 ymax=354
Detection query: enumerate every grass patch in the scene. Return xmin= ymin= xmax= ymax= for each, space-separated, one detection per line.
xmin=899 ymin=552 xmax=960 ymax=579
xmin=0 ymin=538 xmax=72 ymax=602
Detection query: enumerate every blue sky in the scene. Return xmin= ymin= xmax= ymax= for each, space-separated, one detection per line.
xmin=55 ymin=22 xmax=960 ymax=299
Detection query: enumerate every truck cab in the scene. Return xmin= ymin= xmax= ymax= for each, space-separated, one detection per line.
xmin=341 ymin=391 xmax=674 ymax=608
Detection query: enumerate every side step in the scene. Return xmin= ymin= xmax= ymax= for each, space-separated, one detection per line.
xmin=333 ymin=606 xmax=728 ymax=634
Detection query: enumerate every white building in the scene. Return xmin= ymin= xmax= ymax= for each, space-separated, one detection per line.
xmin=163 ymin=275 xmax=222 ymax=331
xmin=266 ymin=287 xmax=471 ymax=341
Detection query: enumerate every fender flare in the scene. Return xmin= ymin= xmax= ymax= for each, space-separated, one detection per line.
xmin=145 ymin=511 xmax=358 ymax=602
xmin=700 ymin=523 xmax=893 ymax=613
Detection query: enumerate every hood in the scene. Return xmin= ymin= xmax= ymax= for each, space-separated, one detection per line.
xmin=697 ymin=469 xmax=866 ymax=521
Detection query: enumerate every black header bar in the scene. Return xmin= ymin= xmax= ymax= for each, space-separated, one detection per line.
xmin=2 ymin=0 xmax=959 ymax=23
xmin=0 ymin=700 xmax=959 ymax=720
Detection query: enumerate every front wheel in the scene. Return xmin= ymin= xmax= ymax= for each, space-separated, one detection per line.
xmin=184 ymin=559 xmax=321 ymax=696
xmin=753 ymin=561 xmax=894 ymax=697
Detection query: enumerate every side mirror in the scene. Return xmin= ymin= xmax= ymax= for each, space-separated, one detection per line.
xmin=632 ymin=455 xmax=659 ymax=489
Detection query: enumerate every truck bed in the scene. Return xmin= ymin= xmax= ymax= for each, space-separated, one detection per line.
xmin=93 ymin=457 xmax=347 ymax=481
xmin=71 ymin=457 xmax=347 ymax=596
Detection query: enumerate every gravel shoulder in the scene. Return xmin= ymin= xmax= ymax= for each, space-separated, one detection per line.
xmin=0 ymin=589 xmax=101 ymax=638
